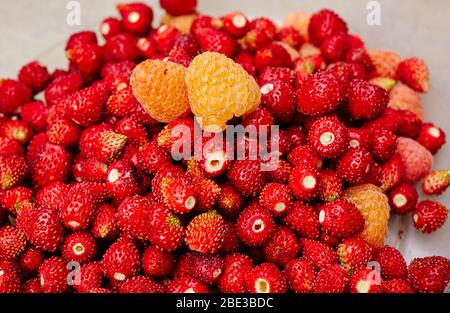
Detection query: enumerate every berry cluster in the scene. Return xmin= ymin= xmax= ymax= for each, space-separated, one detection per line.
xmin=1 ymin=1 xmax=449 ymax=293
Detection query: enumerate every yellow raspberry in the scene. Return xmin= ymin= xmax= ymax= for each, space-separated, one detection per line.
xmin=388 ymin=83 xmax=424 ymax=120
xmin=185 ymin=52 xmax=261 ymax=132
xmin=368 ymin=50 xmax=401 ymax=78
xmin=130 ymin=59 xmax=190 ymax=123
xmin=161 ymin=13 xmax=198 ymax=34
xmin=342 ymin=184 xmax=390 ymax=248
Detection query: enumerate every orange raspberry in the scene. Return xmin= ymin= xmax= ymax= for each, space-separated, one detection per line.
xmin=130 ymin=59 xmax=190 ymax=123
xmin=368 ymin=50 xmax=401 ymax=78
xmin=185 ymin=52 xmax=261 ymax=132
xmin=388 ymin=83 xmax=424 ymax=120
xmin=342 ymin=184 xmax=390 ymax=248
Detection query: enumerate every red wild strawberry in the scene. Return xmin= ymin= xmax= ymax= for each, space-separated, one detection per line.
xmin=185 ymin=210 xmax=225 ymax=254
xmin=189 ymin=175 xmax=220 ymax=211
xmin=0 ymin=155 xmax=27 ymax=191
xmin=217 ymin=253 xmax=253 ymax=293
xmin=0 ymin=260 xmax=21 ymax=293
xmin=152 ymin=165 xmax=185 ymax=202
xmin=17 ymin=206 xmax=63 ymax=252
xmin=195 ymin=137 xmax=231 ymax=177
xmin=80 ymin=124 xmax=128 ymax=163
xmin=60 ymin=186 xmax=96 ymax=230
xmin=18 ymin=61 xmax=50 ymax=93
xmin=349 ymin=268 xmax=383 ymax=293
xmin=104 ymin=33 xmax=139 ymax=62
xmin=237 ymin=204 xmax=276 ymax=246
xmin=66 ymin=44 xmax=104 ymax=75
xmin=285 ymin=126 xmax=307 ymax=150
xmin=396 ymin=109 xmax=423 ymax=138
xmin=0 ymin=225 xmax=26 ymax=260
xmin=287 ymin=145 xmax=321 ymax=169
xmin=157 ymin=117 xmax=195 ymax=159
xmin=195 ymin=27 xmax=237 ymax=58
xmin=241 ymin=106 xmax=274 ymax=134
xmin=106 ymin=160 xmax=139 ymax=201
xmin=259 ymin=80 xmax=296 ymax=125
xmin=416 ymin=123 xmax=446 ymax=155
xmin=377 ymin=153 xmax=405 ymax=191
xmin=47 ymin=119 xmax=81 ymax=147
xmin=73 ymin=262 xmax=104 ymax=293
xmin=263 ymin=227 xmax=300 ymax=267
xmin=408 ymin=256 xmax=450 ymax=293
xmin=422 ymin=170 xmax=450 ymax=195
xmin=119 ymin=276 xmax=165 ymax=293
xmin=308 ymin=9 xmax=348 ymax=46
xmin=246 ymin=263 xmax=288 ymax=293
xmin=369 ymin=129 xmax=397 ymax=162
xmin=62 ymin=232 xmax=97 ymax=264
xmin=317 ymin=169 xmax=343 ymax=202
xmin=301 ymin=238 xmax=338 ymax=269
xmin=297 ymin=71 xmax=345 ymax=116
xmin=220 ymin=220 xmax=242 ymax=253
xmin=347 ymin=80 xmax=389 ymax=120
xmin=39 ymin=257 xmax=70 ymax=293
xmin=412 ymin=200 xmax=448 ymax=234
xmin=216 ymin=183 xmax=243 ymax=217
xmin=72 ymin=155 xmax=107 ymax=183
xmin=0 ymin=120 xmax=33 ymax=145
xmin=345 ymin=47 xmax=375 ymax=73
xmin=100 ymin=17 xmax=122 ymax=40
xmin=389 ymin=182 xmax=418 ymax=214
xmin=373 ymin=245 xmax=407 ymax=280
xmin=19 ymin=248 xmax=44 ymax=273
xmin=64 ymin=83 xmax=110 ymax=127
xmin=307 ymin=116 xmax=349 ymax=159
xmin=102 ymin=238 xmax=140 ymax=282
xmin=167 ymin=46 xmax=193 ymax=67
xmin=153 ymin=25 xmax=181 ymax=54
xmin=150 ymin=205 xmax=185 ymax=251
xmin=288 ymin=164 xmax=320 ymax=201
xmin=160 ymin=176 xmax=196 ymax=214
xmin=267 ymin=159 xmax=292 ymax=184
xmin=23 ymin=278 xmax=43 ymax=293
xmin=336 ymin=147 xmax=374 ymax=185
xmin=114 ymin=117 xmax=148 ymax=146
xmin=20 ymin=101 xmax=49 ymax=132
xmin=227 ymin=160 xmax=266 ymax=197
xmin=283 ymin=202 xmax=320 ymax=239
xmin=142 ymin=245 xmax=175 ymax=277
xmin=258 ymin=183 xmax=292 ymax=216
xmin=132 ymin=142 xmax=171 ymax=175
xmin=320 ymin=32 xmax=349 ymax=63
xmin=382 ymin=279 xmax=415 ymax=293
xmin=44 ymin=71 xmax=83 ymax=106
xmin=160 ymin=0 xmax=197 ymax=16
xmin=327 ymin=61 xmax=366 ymax=83
xmin=221 ymin=12 xmax=249 ymax=38
xmin=319 ymin=199 xmax=365 ymax=238
xmin=283 ymin=259 xmax=316 ymax=293
xmin=35 ymin=181 xmax=68 ymax=211
xmin=277 ymin=27 xmax=304 ymax=50
xmin=168 ymin=276 xmax=209 ymax=293
xmin=254 ymin=42 xmax=293 ymax=72
xmin=0 ymin=136 xmax=24 ymax=157
xmin=66 ymin=31 xmax=97 ymax=50
xmin=313 ymin=264 xmax=348 ymax=293
xmin=396 ymin=57 xmax=429 ymax=93
xmin=106 ymin=86 xmax=138 ymax=117
xmin=244 ymin=18 xmax=276 ymax=52
xmin=258 ymin=66 xmax=295 ymax=86
xmin=117 ymin=2 xmax=153 ymax=35
xmin=0 ymin=186 xmax=32 ymax=215
xmin=0 ymin=79 xmax=32 ymax=114
xmin=187 ymin=253 xmax=224 ymax=284
xmin=91 ymin=204 xmax=119 ymax=240
xmin=190 ymin=15 xmax=222 ymax=34
xmin=136 ymin=36 xmax=158 ymax=59
xmin=337 ymin=238 xmax=372 ymax=273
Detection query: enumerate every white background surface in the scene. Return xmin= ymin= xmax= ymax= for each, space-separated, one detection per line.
xmin=0 ymin=0 xmax=449 ymax=259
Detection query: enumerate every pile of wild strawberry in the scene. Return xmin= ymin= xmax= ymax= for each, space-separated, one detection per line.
xmin=1 ymin=0 xmax=449 ymax=294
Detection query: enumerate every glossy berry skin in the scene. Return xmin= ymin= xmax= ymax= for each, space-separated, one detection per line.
xmin=218 ymin=253 xmax=253 ymax=293
xmin=307 ymin=116 xmax=349 ymax=159
xmin=288 ymin=165 xmax=320 ymax=201
xmin=18 ymin=61 xmax=50 ymax=93
xmin=221 ymin=12 xmax=249 ymax=38
xmin=347 ymin=80 xmax=389 ymax=120
xmin=185 ymin=210 xmax=226 ymax=254
xmin=101 ymin=239 xmax=140 ymax=283
xmin=0 ymin=225 xmax=26 ymax=260
xmin=283 ymin=259 xmax=316 ymax=293
xmin=336 ymin=148 xmax=374 ymax=185
xmin=260 ymin=80 xmax=296 ymax=125
xmin=373 ymin=246 xmax=407 ymax=280
xmin=370 ymin=129 xmax=397 ymax=162
xmin=263 ymin=227 xmax=300 ymax=267
xmin=412 ymin=200 xmax=448 ymax=234
xmin=74 ymin=262 xmax=104 ymax=293
xmin=236 ymin=204 xmax=276 ymax=247
xmin=301 ymin=238 xmax=338 ymax=269
xmin=245 ymin=263 xmax=288 ymax=293
xmin=227 ymin=160 xmax=266 ymax=198
xmin=313 ymin=264 xmax=348 ymax=293
xmin=408 ymin=256 xmax=450 ymax=293
xmin=168 ymin=276 xmax=209 ymax=293
xmin=0 ymin=79 xmax=32 ymax=114
xmin=283 ymin=202 xmax=320 ymax=239
xmin=100 ymin=17 xmax=123 ymax=40
xmin=389 ymin=182 xmax=418 ymax=214
xmin=308 ymin=9 xmax=348 ymax=46
xmin=61 ymin=232 xmax=97 ymax=264
xmin=258 ymin=183 xmax=292 ymax=216
xmin=19 ymin=248 xmax=44 ymax=273
xmin=160 ymin=0 xmax=197 ymax=16
xmin=349 ymin=268 xmax=383 ymax=293
xmin=142 ymin=245 xmax=175 ymax=277
xmin=416 ymin=123 xmax=446 ymax=154
xmin=39 ymin=257 xmax=70 ymax=293
xmin=318 ymin=199 xmax=365 ymax=238
xmin=118 ymin=3 xmax=153 ymax=35
xmin=336 ymin=238 xmax=372 ymax=274
xmin=396 ymin=57 xmax=429 ymax=93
